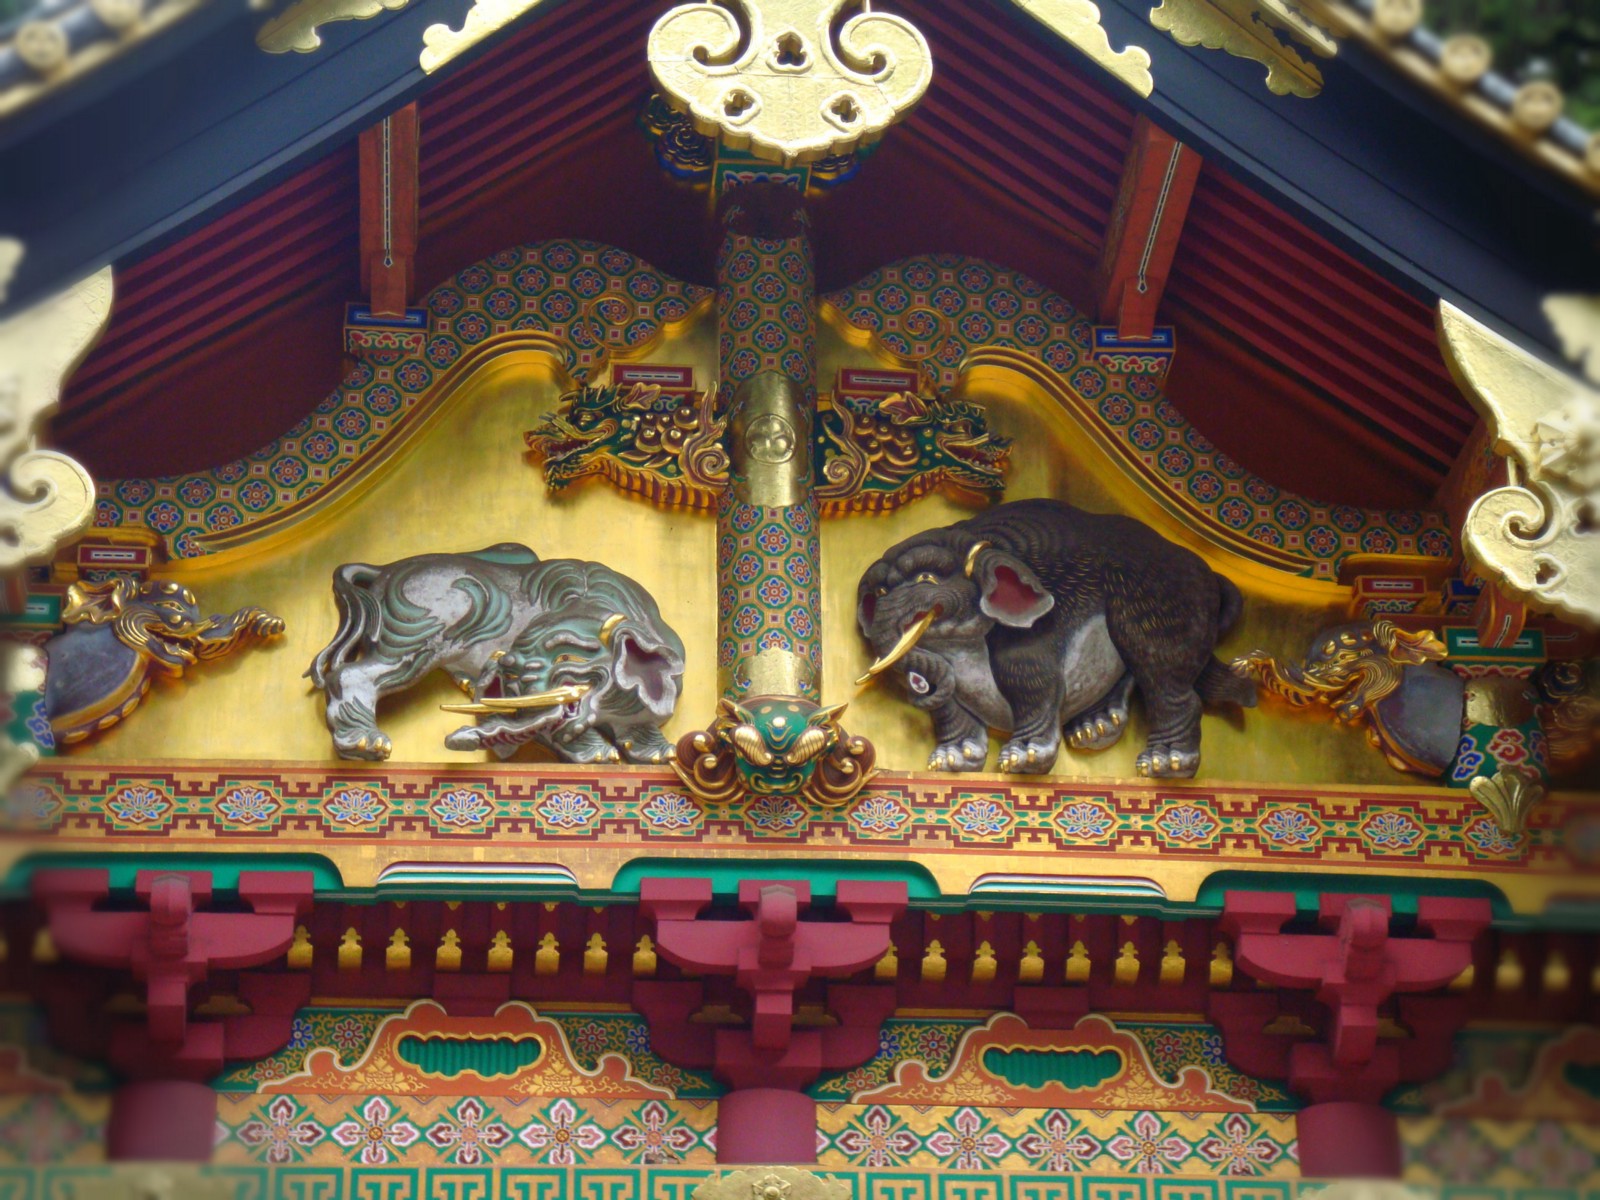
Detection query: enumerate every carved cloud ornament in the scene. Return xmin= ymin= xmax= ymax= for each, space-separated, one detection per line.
xmin=1440 ymin=301 xmax=1600 ymax=628
xmin=0 ymin=266 xmax=111 ymax=572
xmin=647 ymin=0 xmax=932 ymax=166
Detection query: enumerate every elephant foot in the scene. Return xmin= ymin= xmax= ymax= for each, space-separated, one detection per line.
xmin=444 ymin=725 xmax=486 ymax=752
xmin=929 ymin=738 xmax=988 ymax=772
xmin=998 ymin=736 xmax=1059 ymax=773
xmin=1136 ymin=743 xmax=1200 ymax=778
xmin=556 ymin=727 xmax=623 ymax=765
xmin=1067 ymin=675 xmax=1134 ymax=752
xmin=1066 ymin=706 xmax=1128 ymax=752
xmin=334 ymin=730 xmax=392 ymax=760
xmin=618 ymin=728 xmax=674 ymax=765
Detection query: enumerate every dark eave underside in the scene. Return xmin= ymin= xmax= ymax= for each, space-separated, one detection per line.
xmin=15 ymin=0 xmax=1572 ymax=506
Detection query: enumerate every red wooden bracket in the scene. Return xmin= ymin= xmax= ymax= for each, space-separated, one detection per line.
xmin=635 ymin=878 xmax=905 ymax=1090
xmin=34 ymin=869 xmax=313 ymax=1078
xmin=1212 ymin=891 xmax=1488 ymax=1103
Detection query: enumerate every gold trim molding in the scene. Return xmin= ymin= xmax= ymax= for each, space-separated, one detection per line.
xmin=1440 ymin=301 xmax=1600 ymax=628
xmin=1298 ymin=0 xmax=1600 ymax=200
xmin=694 ymin=1168 xmax=851 ymax=1200
xmin=1149 ymin=0 xmax=1333 ymax=98
xmin=1011 ymin=0 xmax=1154 ymax=98
xmin=0 ymin=266 xmax=111 ymax=572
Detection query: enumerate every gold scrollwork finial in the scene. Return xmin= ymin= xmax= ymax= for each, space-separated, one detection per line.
xmin=648 ymin=0 xmax=933 ymax=166
xmin=0 ymin=265 xmax=111 ymax=572
xmin=1440 ymin=300 xmax=1600 ymax=628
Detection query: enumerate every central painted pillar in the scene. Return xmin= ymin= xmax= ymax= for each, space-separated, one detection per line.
xmin=714 ymin=183 xmax=822 ymax=703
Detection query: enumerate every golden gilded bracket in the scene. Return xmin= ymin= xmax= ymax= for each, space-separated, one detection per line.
xmin=647 ymin=0 xmax=932 ymax=166
xmin=420 ymin=0 xmax=549 ymax=72
xmin=1011 ymin=0 xmax=1154 ymax=98
xmin=255 ymin=0 xmax=410 ymax=54
xmin=0 ymin=265 xmax=110 ymax=572
xmin=1148 ymin=0 xmax=1334 ymax=98
xmin=1440 ymin=301 xmax=1600 ymax=628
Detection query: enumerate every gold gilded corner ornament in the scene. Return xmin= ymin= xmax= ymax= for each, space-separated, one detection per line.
xmin=1440 ymin=301 xmax=1600 ymax=627
xmin=1543 ymin=294 xmax=1600 ymax=385
xmin=694 ymin=1166 xmax=852 ymax=1200
xmin=647 ymin=0 xmax=932 ymax=166
xmin=1149 ymin=0 xmax=1335 ymax=98
xmin=0 ymin=238 xmax=23 ymax=305
xmin=1010 ymin=0 xmax=1153 ymax=97
xmin=256 ymin=0 xmax=410 ymax=54
xmin=0 ymin=266 xmax=111 ymax=572
xmin=420 ymin=0 xmax=549 ymax=72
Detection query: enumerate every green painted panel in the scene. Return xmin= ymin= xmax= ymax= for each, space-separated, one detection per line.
xmin=609 ymin=857 xmax=940 ymax=900
xmin=395 ymin=1034 xmax=541 ymax=1077
xmin=1196 ymin=870 xmax=1511 ymax=920
xmin=981 ymin=1047 xmax=1123 ymax=1091
xmin=1 ymin=852 xmax=344 ymax=897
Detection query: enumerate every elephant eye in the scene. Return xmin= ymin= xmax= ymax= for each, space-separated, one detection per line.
xmin=553 ymin=653 xmax=584 ymax=665
xmin=915 ymin=572 xmax=939 ymax=585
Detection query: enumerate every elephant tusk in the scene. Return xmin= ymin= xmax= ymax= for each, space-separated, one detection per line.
xmin=855 ymin=608 xmax=939 ymax=685
xmin=440 ymin=684 xmax=591 ymax=714
xmin=963 ymin=541 xmax=991 ymax=579
xmin=598 ymin=613 xmax=626 ymax=648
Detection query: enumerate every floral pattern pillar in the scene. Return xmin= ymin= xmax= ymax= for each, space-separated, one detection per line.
xmin=714 ymin=183 xmax=822 ymax=702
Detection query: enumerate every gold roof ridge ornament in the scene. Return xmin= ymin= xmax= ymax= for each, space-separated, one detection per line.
xmin=647 ymin=0 xmax=933 ymax=166
xmin=1440 ymin=300 xmax=1600 ymax=628
xmin=1149 ymin=0 xmax=1334 ymax=98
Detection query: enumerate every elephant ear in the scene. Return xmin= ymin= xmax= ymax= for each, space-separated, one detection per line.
xmin=611 ymin=626 xmax=683 ymax=718
xmin=970 ymin=545 xmax=1054 ymax=628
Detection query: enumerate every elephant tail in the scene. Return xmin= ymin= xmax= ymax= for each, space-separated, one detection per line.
xmin=1214 ymin=572 xmax=1244 ymax=637
xmin=1199 ymin=573 xmax=1255 ymax=707
xmin=306 ymin=563 xmax=382 ymax=689
xmin=1199 ymin=657 xmax=1256 ymax=708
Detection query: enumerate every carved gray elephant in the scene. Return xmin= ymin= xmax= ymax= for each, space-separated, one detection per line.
xmin=307 ymin=544 xmax=685 ymax=763
xmin=856 ymin=499 xmax=1255 ymax=778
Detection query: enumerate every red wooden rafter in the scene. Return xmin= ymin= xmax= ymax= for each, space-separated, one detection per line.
xmin=1096 ymin=115 xmax=1202 ymax=339
xmin=359 ymin=104 xmax=420 ymax=317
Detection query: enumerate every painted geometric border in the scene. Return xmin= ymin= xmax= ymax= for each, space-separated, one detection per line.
xmin=9 ymin=764 xmax=1593 ymax=905
xmin=0 ymin=1163 xmax=1591 ymax=1199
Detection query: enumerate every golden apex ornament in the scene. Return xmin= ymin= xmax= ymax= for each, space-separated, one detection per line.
xmin=647 ymin=0 xmax=932 ymax=166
